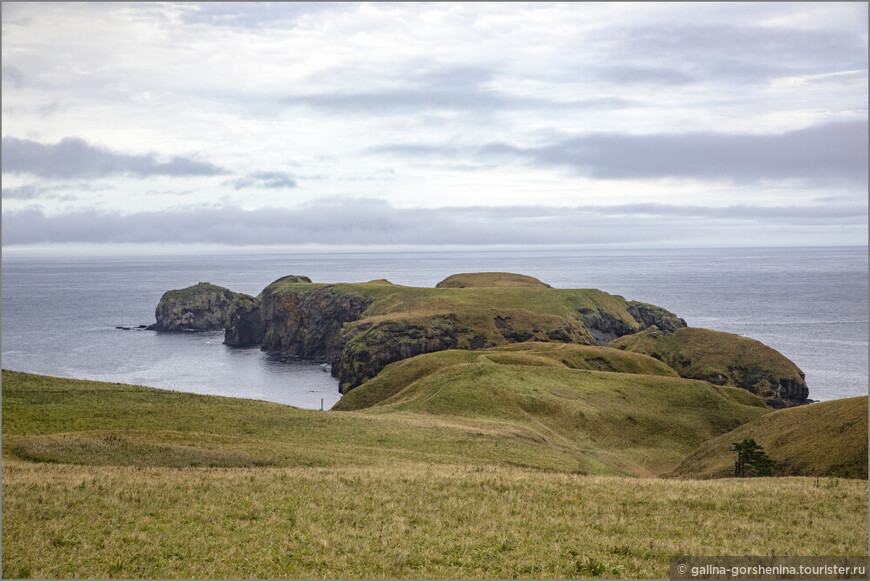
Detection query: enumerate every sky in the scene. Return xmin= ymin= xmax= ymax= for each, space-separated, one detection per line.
xmin=2 ymin=1 xmax=868 ymax=252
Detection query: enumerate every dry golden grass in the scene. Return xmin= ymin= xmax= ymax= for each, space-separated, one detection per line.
xmin=3 ymin=458 xmax=866 ymax=579
xmin=668 ymin=396 xmax=868 ymax=479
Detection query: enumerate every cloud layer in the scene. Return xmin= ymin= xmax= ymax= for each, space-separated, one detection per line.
xmin=1 ymin=2 xmax=867 ymax=248
xmin=480 ymin=121 xmax=869 ymax=185
xmin=2 ymin=137 xmax=226 ymax=179
xmin=4 ymin=199 xmax=865 ymax=248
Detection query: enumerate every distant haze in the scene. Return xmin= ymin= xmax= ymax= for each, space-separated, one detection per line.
xmin=2 ymin=2 xmax=867 ymax=251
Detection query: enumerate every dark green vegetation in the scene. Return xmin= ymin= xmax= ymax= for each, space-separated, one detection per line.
xmin=731 ymin=438 xmax=775 ymax=477
xmin=3 ymin=370 xmax=867 ymax=579
xmin=669 ymin=396 xmax=868 ymax=479
xmin=610 ymin=327 xmax=809 ymax=407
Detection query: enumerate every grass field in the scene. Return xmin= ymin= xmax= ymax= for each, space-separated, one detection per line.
xmin=4 ymin=459 xmax=866 ymax=579
xmin=2 ymin=368 xmax=867 ymax=579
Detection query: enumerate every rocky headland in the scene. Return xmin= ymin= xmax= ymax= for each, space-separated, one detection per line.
xmin=147 ymin=272 xmax=809 ymax=407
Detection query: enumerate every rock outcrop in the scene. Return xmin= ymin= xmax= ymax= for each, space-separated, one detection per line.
xmin=147 ymin=282 xmax=239 ymax=332
xmin=223 ymin=294 xmax=265 ymax=347
xmin=334 ymin=310 xmax=593 ymax=392
xmin=610 ymin=326 xmax=809 ymax=408
xmin=626 ymin=301 xmax=687 ymax=333
xmin=259 ymin=283 xmax=373 ymax=365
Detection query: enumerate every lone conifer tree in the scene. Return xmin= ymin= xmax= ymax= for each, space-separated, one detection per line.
xmin=732 ymin=438 xmax=775 ymax=477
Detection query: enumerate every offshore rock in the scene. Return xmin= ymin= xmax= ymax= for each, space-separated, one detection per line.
xmin=147 ymin=282 xmax=239 ymax=332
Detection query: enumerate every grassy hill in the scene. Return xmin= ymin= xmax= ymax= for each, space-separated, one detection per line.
xmin=434 ymin=272 xmax=552 ymax=288
xmin=2 ymin=369 xmax=866 ymax=579
xmin=609 ymin=327 xmax=809 ymax=406
xmin=335 ymin=343 xmax=767 ymax=477
xmin=667 ymin=396 xmax=868 ymax=479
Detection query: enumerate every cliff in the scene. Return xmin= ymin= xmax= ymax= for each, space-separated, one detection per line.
xmin=240 ymin=273 xmax=684 ymax=392
xmin=147 ymin=282 xmax=239 ymax=332
xmin=148 ymin=272 xmax=810 ymax=406
xmin=223 ymin=293 xmax=264 ymax=347
xmin=609 ymin=326 xmax=809 ymax=408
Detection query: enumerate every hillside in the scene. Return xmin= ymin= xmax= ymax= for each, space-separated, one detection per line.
xmin=667 ymin=396 xmax=868 ymax=479
xmin=3 ymin=369 xmax=866 ymax=579
xmin=609 ymin=326 xmax=809 ymax=407
xmin=335 ymin=343 xmax=767 ymax=477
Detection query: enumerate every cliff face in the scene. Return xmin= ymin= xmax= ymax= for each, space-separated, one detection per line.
xmin=259 ymin=284 xmax=373 ymax=364
xmin=147 ymin=282 xmax=239 ymax=332
xmin=223 ymin=294 xmax=264 ymax=347
xmin=334 ymin=310 xmax=593 ymax=392
xmin=626 ymin=301 xmax=687 ymax=334
xmin=217 ymin=274 xmax=693 ymax=394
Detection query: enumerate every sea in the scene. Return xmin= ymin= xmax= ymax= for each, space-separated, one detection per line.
xmin=1 ymin=246 xmax=867 ymax=409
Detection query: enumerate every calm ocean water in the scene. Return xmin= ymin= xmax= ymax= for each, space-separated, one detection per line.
xmin=2 ymin=247 xmax=867 ymax=408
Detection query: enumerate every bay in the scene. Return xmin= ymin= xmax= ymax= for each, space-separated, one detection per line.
xmin=2 ymin=246 xmax=867 ymax=408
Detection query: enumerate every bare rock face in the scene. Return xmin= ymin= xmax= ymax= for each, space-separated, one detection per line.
xmin=259 ymin=284 xmax=373 ymax=364
xmin=223 ymin=294 xmax=265 ymax=347
xmin=147 ymin=282 xmax=239 ymax=332
xmin=626 ymin=301 xmax=688 ymax=334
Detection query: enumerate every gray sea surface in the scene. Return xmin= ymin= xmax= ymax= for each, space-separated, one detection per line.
xmin=2 ymin=246 xmax=867 ymax=408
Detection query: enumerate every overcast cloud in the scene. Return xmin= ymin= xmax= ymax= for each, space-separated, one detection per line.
xmin=2 ymin=136 xmax=226 ymax=179
xmin=1 ymin=2 xmax=867 ymax=250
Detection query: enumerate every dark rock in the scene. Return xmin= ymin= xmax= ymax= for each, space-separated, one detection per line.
xmin=577 ymin=307 xmax=635 ymax=345
xmin=224 ymin=294 xmax=265 ymax=347
xmin=627 ymin=301 xmax=687 ymax=333
xmin=336 ymin=314 xmax=464 ymax=392
xmin=259 ymin=284 xmax=374 ymax=365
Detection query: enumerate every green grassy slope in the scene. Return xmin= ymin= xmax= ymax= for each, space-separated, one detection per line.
xmin=435 ymin=272 xmax=552 ymax=288
xmin=266 ymin=278 xmax=642 ymax=331
xmin=667 ymin=396 xmax=868 ymax=479
xmin=335 ymin=344 xmax=767 ymax=476
xmin=1 ymin=370 xmax=587 ymax=472
xmin=3 ymin=370 xmax=866 ymax=579
xmin=609 ymin=327 xmax=808 ymax=404
xmin=335 ymin=342 xmax=680 ymax=411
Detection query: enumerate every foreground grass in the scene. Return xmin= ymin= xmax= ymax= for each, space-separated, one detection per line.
xmin=3 ymin=459 xmax=866 ymax=579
